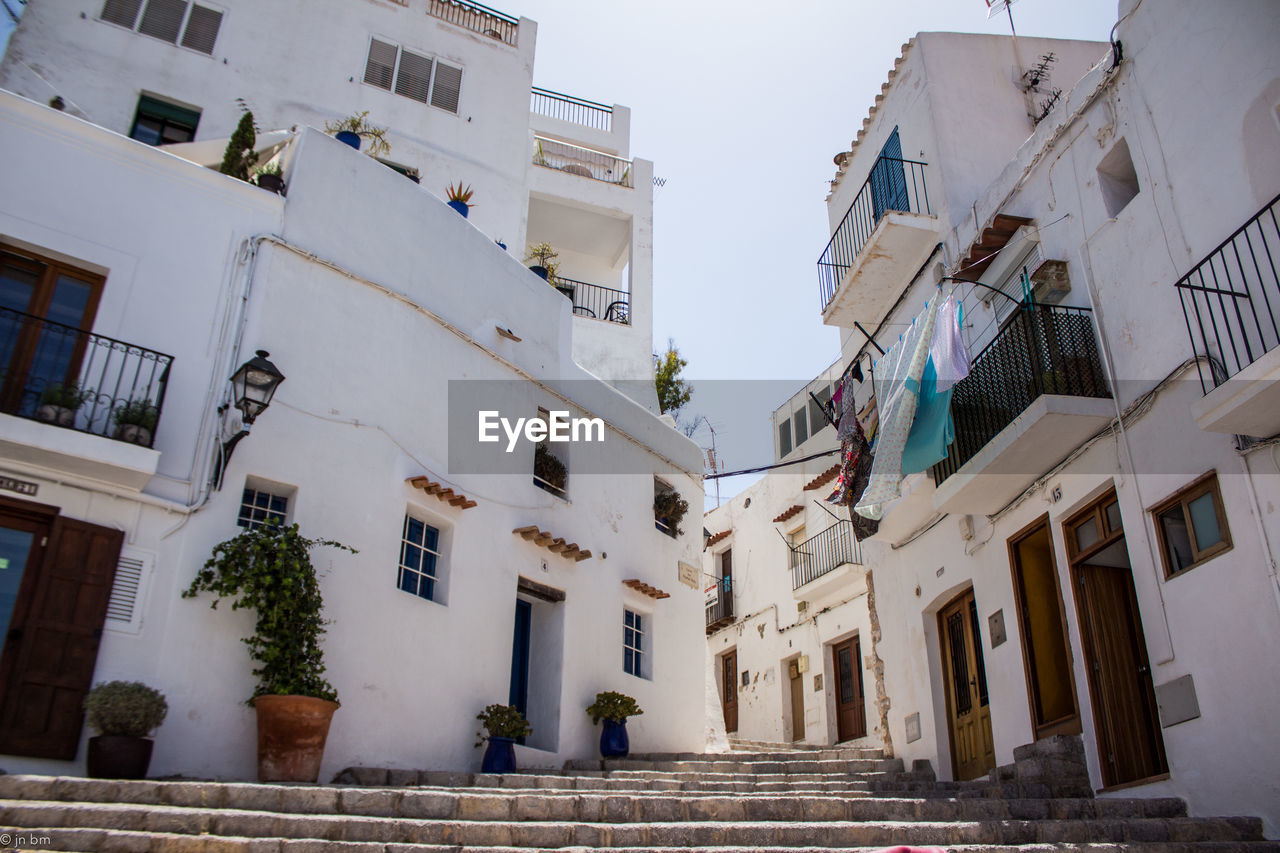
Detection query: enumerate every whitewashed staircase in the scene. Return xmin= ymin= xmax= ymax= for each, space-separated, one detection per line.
xmin=0 ymin=737 xmax=1275 ymax=851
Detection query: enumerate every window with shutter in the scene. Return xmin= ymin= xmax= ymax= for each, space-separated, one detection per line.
xmin=101 ymin=0 xmax=143 ymax=28
xmin=431 ymin=62 xmax=463 ymax=113
xmin=364 ymin=39 xmax=398 ymax=90
xmin=137 ymin=0 xmax=188 ymax=43
xmin=180 ymin=4 xmax=222 ymax=54
xmin=395 ymin=49 xmax=433 ymax=104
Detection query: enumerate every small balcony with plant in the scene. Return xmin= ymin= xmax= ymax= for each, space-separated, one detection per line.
xmin=817 ymin=153 xmax=939 ymax=329
xmin=1179 ymin=193 xmax=1280 ymax=438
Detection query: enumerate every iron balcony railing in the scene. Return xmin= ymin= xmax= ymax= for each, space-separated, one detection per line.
xmin=532 ymin=136 xmax=633 ymax=188
xmin=1175 ymin=193 xmax=1280 ymax=395
xmin=931 ymin=304 xmax=1110 ymax=486
xmin=817 ymin=156 xmax=931 ymax=312
xmin=705 ymin=577 xmax=733 ymax=631
xmin=531 ymin=87 xmax=612 ymax=132
xmin=555 ymin=277 xmax=630 ymax=325
xmin=791 ymin=520 xmax=860 ymax=591
xmin=426 ymin=0 xmax=519 ymax=46
xmin=0 ymin=306 xmax=173 ymax=448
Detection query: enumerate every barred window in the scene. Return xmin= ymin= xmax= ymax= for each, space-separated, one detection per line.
xmin=398 ymin=515 xmax=442 ymax=602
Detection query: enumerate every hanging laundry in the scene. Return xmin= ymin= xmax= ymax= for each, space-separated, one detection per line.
xmin=857 ymin=395 xmax=879 ymax=443
xmin=836 ymin=371 xmax=860 ymax=441
xmin=855 ymin=294 xmax=941 ymax=521
xmin=825 ymin=413 xmax=881 ymax=541
xmin=931 ymin=292 xmax=970 ymax=392
xmin=901 ymin=355 xmax=955 ymax=475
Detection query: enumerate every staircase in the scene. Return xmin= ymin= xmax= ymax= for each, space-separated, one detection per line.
xmin=0 ymin=739 xmax=1275 ymax=851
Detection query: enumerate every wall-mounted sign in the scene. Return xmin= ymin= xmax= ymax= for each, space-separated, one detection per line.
xmin=705 ymin=584 xmax=718 ymax=606
xmin=677 ymin=561 xmax=699 ymax=589
xmin=0 ymin=475 xmax=38 ymax=498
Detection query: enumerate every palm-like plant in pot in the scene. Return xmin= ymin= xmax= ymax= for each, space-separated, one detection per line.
xmin=475 ymin=703 xmax=531 ymax=773
xmin=586 ymin=691 xmax=643 ymax=758
xmin=83 ymin=681 xmax=168 ymax=779
xmin=183 ymin=522 xmax=355 ymax=782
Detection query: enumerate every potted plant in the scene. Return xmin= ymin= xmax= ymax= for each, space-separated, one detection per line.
xmin=475 ymin=703 xmax=531 ymax=773
xmin=523 ymin=242 xmax=559 ymax=285
xmin=533 ymin=443 xmax=567 ymax=494
xmin=323 ymin=111 xmax=391 ymax=157
xmin=113 ymin=398 xmax=159 ymax=446
xmin=585 ymin=691 xmax=643 ymax=758
xmin=183 ymin=523 xmax=355 ymax=783
xmin=445 ymin=182 xmax=474 ymax=217
xmin=84 ymin=681 xmax=168 ymax=779
xmin=654 ymin=487 xmax=689 ymax=538
xmin=37 ymin=381 xmax=88 ymax=427
xmin=253 ymin=161 xmax=286 ymax=195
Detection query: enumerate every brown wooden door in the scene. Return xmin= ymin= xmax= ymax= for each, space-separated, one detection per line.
xmin=721 ymin=649 xmax=738 ymax=733
xmin=0 ymin=508 xmax=123 ymax=759
xmin=832 ymin=636 xmax=866 ymax=743
xmin=1065 ymin=492 xmax=1167 ymax=788
xmin=940 ymin=590 xmax=996 ymax=780
xmin=788 ymin=659 xmax=805 ymax=742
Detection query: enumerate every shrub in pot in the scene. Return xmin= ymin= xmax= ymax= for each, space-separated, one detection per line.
xmin=253 ymin=161 xmax=286 ymax=195
xmin=113 ymin=398 xmax=159 ymax=446
xmin=323 ymin=111 xmax=391 ymax=157
xmin=523 ymin=242 xmax=559 ymax=285
xmin=83 ymin=681 xmax=168 ymax=779
xmin=37 ymin=382 xmax=89 ymax=427
xmin=475 ymin=703 xmax=531 ymax=773
xmin=533 ymin=443 xmax=567 ymax=494
xmin=585 ymin=691 xmax=643 ymax=759
xmin=445 ymin=182 xmax=474 ymax=217
xmin=653 ymin=487 xmax=689 ymax=537
xmin=183 ymin=522 xmax=355 ymax=782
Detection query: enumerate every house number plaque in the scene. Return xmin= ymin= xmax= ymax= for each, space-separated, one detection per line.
xmin=0 ymin=475 xmax=38 ymax=497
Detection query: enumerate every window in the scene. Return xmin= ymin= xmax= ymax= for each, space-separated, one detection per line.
xmin=532 ymin=407 xmax=567 ymax=498
xmin=237 ymin=487 xmax=287 ymax=530
xmin=1097 ymin=138 xmax=1140 ymax=217
xmin=398 ymin=515 xmax=442 ymax=601
xmin=624 ymin=609 xmax=646 ymax=678
xmin=363 ymin=37 xmax=464 ymax=114
xmin=100 ymin=0 xmax=223 ymax=55
xmin=129 ymin=95 xmax=201 ymax=145
xmin=778 ymin=418 xmax=792 ymax=457
xmin=1152 ymin=472 xmax=1232 ymax=578
xmin=793 ymin=406 xmax=809 ymax=446
xmin=808 ymin=385 xmax=832 ymax=435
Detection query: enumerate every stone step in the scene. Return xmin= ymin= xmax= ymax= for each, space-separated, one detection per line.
xmin=563 ymin=758 xmax=903 ymax=774
xmin=0 ymin=776 xmax=1196 ymax=824
xmin=627 ymin=749 xmax=888 ymax=762
xmin=1 ymin=799 xmax=1266 ymax=848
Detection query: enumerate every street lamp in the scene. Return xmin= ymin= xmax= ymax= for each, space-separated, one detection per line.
xmin=216 ymin=350 xmax=285 ymax=487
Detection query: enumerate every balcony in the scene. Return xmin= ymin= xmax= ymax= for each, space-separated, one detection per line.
xmin=931 ymin=305 xmax=1113 ymax=515
xmin=791 ymin=520 xmax=862 ymax=604
xmin=1179 ymin=194 xmax=1280 ymax=437
xmin=532 ymin=136 xmax=633 ymax=188
xmin=817 ymin=156 xmax=940 ymax=328
xmin=0 ymin=307 xmax=172 ymax=489
xmin=531 ymin=88 xmax=612 ymax=132
xmin=426 ymin=0 xmax=518 ymax=46
xmin=555 ymin=277 xmax=629 ymax=325
xmin=705 ymin=577 xmax=733 ymax=635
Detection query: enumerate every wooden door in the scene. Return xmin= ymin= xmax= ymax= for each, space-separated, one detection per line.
xmin=832 ymin=636 xmax=866 ymax=743
xmin=1066 ymin=491 xmax=1167 ymax=788
xmin=940 ymin=590 xmax=996 ymax=780
xmin=788 ymin=659 xmax=805 ymax=742
xmin=0 ymin=506 xmax=123 ymax=758
xmin=720 ymin=649 xmax=738 ymax=733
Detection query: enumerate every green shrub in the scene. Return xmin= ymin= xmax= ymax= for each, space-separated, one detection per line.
xmin=84 ymin=681 xmax=168 ymax=737
xmin=40 ymin=382 xmax=89 ymax=409
xmin=475 ymin=703 xmax=532 ymax=746
xmin=113 ymin=398 xmax=159 ymax=431
xmin=585 ymin=691 xmax=643 ymax=725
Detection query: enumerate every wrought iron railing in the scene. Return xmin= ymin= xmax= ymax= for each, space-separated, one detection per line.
xmin=817 ymin=156 xmax=931 ymax=312
xmin=0 ymin=307 xmax=173 ymax=448
xmin=1175 ymin=194 xmax=1280 ymax=395
xmin=532 ymin=136 xmax=633 ymax=188
xmin=790 ymin=520 xmax=860 ymax=590
xmin=706 ymin=577 xmax=733 ymax=631
xmin=426 ymin=0 xmax=518 ymax=46
xmin=931 ymin=304 xmax=1110 ymax=485
xmin=531 ymin=87 xmax=612 ymax=132
xmin=555 ymin=277 xmax=630 ymax=325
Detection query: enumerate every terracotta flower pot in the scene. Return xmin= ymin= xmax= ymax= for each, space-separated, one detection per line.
xmin=252 ymin=694 xmax=338 ymax=783
xmin=86 ymin=735 xmax=153 ymax=779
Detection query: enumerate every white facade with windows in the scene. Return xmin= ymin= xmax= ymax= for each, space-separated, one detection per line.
xmin=0 ymin=0 xmax=703 ymax=781
xmin=708 ymin=3 xmax=1280 ymax=836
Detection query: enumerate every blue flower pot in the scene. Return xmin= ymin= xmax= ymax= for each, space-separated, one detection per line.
xmin=335 ymin=130 xmax=361 ymax=149
xmin=600 ymin=719 xmax=629 ymax=758
xmin=447 ymin=199 xmax=470 ymax=218
xmin=481 ymin=736 xmax=517 ymax=773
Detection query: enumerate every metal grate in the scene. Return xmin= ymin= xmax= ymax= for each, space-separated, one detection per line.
xmin=705 ymin=577 xmax=733 ymax=631
xmin=179 ymin=4 xmax=221 ymax=54
xmin=532 ymin=136 xmax=633 ymax=188
xmin=137 ymin=0 xmax=186 ymax=43
xmin=554 ymin=277 xmax=630 ymax=325
xmin=530 ymin=87 xmax=612 ymax=131
xmin=395 ymin=49 xmax=433 ymax=103
xmin=106 ymin=555 xmax=145 ymax=624
xmin=430 ymin=62 xmax=463 ymax=113
xmin=426 ymin=0 xmax=518 ymax=46
xmin=790 ymin=520 xmax=861 ymax=590
xmin=931 ymin=304 xmax=1109 ymax=486
xmin=100 ymin=0 xmax=143 ymax=27
xmin=364 ymin=39 xmax=397 ymax=89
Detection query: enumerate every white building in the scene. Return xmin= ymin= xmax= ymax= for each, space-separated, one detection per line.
xmin=0 ymin=0 xmax=705 ymax=782
xmin=707 ymin=2 xmax=1280 ymax=835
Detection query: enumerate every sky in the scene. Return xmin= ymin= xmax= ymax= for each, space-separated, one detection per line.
xmin=0 ymin=0 xmax=1121 ymax=505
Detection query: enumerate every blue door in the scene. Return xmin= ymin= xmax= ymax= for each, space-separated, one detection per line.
xmin=869 ymin=127 xmax=910 ymax=223
xmin=508 ymin=599 xmax=531 ymax=742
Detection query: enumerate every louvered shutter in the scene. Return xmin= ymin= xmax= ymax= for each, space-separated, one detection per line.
xmin=430 ymin=62 xmax=462 ymax=113
xmin=106 ymin=554 xmax=145 ymax=627
xmin=138 ymin=0 xmax=188 ymax=43
xmin=364 ymin=39 xmax=397 ymax=90
xmin=180 ymin=3 xmax=222 ymax=54
xmin=101 ymin=0 xmax=143 ymax=27
xmin=395 ymin=49 xmax=433 ymax=104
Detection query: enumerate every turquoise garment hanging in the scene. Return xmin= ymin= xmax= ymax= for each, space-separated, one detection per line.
xmin=901 ymin=356 xmax=954 ymax=475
